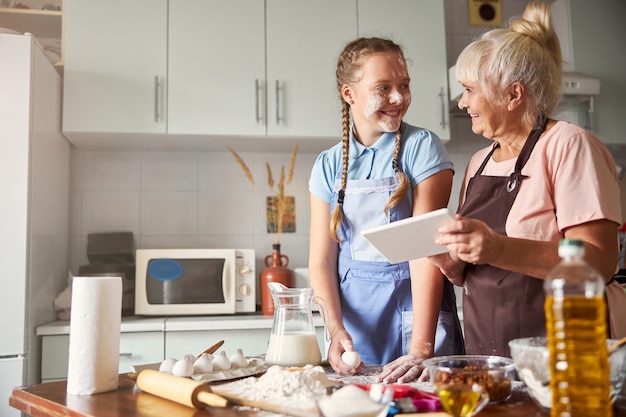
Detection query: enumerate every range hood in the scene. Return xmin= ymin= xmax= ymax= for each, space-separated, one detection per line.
xmin=448 ymin=66 xmax=600 ymax=111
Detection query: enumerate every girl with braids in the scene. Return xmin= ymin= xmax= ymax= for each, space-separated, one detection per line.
xmin=431 ymin=1 xmax=620 ymax=357
xmin=308 ymin=37 xmax=464 ymax=382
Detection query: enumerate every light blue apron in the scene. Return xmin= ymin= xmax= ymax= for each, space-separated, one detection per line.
xmin=331 ymin=175 xmax=464 ymax=365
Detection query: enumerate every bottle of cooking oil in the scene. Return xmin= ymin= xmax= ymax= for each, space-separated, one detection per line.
xmin=544 ymin=239 xmax=612 ymax=417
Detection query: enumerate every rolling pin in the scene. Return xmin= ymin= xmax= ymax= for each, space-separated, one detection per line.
xmin=136 ymin=369 xmax=228 ymax=409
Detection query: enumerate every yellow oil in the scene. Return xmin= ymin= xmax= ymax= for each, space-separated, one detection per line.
xmin=435 ymin=383 xmax=486 ymax=417
xmin=545 ymin=295 xmax=612 ymax=417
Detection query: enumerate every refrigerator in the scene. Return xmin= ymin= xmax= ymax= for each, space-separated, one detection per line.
xmin=0 ymin=33 xmax=70 ymax=416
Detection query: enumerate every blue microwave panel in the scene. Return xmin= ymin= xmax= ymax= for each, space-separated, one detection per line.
xmin=147 ymin=259 xmax=183 ymax=281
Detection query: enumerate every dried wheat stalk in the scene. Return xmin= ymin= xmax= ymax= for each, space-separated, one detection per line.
xmin=266 ymin=162 xmax=275 ymax=191
xmin=275 ymin=166 xmax=287 ymax=241
xmin=226 ymin=145 xmax=298 ymax=241
xmin=227 ymin=146 xmax=255 ymax=185
xmin=287 ymin=144 xmax=298 ymax=185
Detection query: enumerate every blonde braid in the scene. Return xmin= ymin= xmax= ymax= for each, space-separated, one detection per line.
xmin=330 ymin=100 xmax=351 ymax=242
xmin=331 ymin=37 xmax=407 ymax=241
xmin=384 ymin=129 xmax=410 ymax=217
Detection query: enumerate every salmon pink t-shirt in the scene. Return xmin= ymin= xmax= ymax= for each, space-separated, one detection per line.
xmin=460 ymin=120 xmax=622 ymax=242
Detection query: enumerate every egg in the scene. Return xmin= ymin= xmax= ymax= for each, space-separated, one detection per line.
xmin=212 ymin=351 xmax=232 ymax=370
xmin=193 ymin=353 xmax=214 ymax=373
xmin=229 ymin=348 xmax=248 ymax=368
xmin=341 ymin=351 xmax=361 ymax=367
xmin=158 ymin=357 xmax=177 ymax=373
xmin=171 ymin=358 xmax=194 ymax=377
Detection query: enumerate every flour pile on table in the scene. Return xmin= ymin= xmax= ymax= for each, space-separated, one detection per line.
xmin=226 ymin=365 xmax=334 ymax=408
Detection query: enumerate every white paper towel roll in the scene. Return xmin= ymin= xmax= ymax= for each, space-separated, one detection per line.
xmin=67 ymin=276 xmax=122 ymax=395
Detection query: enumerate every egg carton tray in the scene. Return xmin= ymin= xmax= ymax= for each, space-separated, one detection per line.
xmin=132 ymin=357 xmax=268 ymax=383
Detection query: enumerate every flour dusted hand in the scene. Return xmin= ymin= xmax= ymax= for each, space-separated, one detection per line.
xmin=377 ymin=354 xmax=427 ymax=383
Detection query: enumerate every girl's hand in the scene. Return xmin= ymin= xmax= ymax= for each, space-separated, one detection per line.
xmin=327 ymin=332 xmax=363 ymax=376
xmin=377 ymin=354 xmax=427 ymax=383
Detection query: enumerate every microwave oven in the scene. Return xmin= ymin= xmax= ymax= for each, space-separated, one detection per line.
xmin=134 ymin=248 xmax=256 ymax=315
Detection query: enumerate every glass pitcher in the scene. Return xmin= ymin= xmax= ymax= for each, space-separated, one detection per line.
xmin=265 ymin=282 xmax=329 ymax=367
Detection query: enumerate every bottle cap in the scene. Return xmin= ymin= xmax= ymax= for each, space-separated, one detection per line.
xmin=558 ymin=239 xmax=584 ymax=257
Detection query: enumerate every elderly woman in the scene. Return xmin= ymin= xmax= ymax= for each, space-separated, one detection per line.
xmin=430 ymin=1 xmax=621 ymax=357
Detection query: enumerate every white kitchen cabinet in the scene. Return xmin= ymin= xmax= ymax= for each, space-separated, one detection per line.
xmin=63 ymin=0 xmax=355 ymax=146
xmin=166 ymin=329 xmax=273 ymax=358
xmin=118 ymin=332 xmax=166 ymax=373
xmin=263 ymin=0 xmax=355 ymax=138
xmin=63 ymin=0 xmax=168 ymax=136
xmin=358 ymin=0 xmax=450 ymax=141
xmin=38 ymin=315 xmax=327 ymax=381
xmin=168 ymin=0 xmax=356 ymax=138
xmin=164 ymin=315 xmax=326 ymax=358
xmin=41 ymin=335 xmax=69 ymax=382
xmin=40 ymin=332 xmax=165 ymax=382
xmin=167 ymin=0 xmax=265 ymax=136
xmin=166 ymin=327 xmax=326 ymax=358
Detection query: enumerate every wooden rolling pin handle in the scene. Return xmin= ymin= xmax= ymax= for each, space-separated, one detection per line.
xmin=195 ymin=390 xmax=228 ymax=408
xmin=136 ymin=369 xmax=228 ymax=409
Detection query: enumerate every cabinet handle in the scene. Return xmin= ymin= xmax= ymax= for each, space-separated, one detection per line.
xmin=275 ymin=80 xmax=282 ymax=125
xmin=438 ymin=86 xmax=447 ymax=129
xmin=119 ymin=352 xmax=133 ymax=358
xmin=255 ymin=79 xmax=262 ymax=124
xmin=154 ymin=76 xmax=160 ymax=122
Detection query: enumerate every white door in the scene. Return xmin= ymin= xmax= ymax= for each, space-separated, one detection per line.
xmin=1 ymin=358 xmax=25 ymax=417
xmin=265 ymin=0 xmax=357 ymax=138
xmin=63 ymin=0 xmax=168 ymax=134
xmin=358 ymin=0 xmax=450 ymax=140
xmin=168 ymin=0 xmax=266 ymax=136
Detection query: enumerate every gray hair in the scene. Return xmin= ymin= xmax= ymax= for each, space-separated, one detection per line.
xmin=455 ymin=1 xmax=562 ymax=127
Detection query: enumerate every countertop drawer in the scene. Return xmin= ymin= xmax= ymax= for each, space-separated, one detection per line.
xmin=40 ymin=332 xmax=165 ymax=382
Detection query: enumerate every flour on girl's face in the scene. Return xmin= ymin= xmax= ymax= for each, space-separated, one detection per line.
xmin=365 ymin=93 xmax=383 ymax=119
xmin=365 ymin=91 xmax=406 ymax=132
xmin=388 ymin=91 xmax=403 ymax=104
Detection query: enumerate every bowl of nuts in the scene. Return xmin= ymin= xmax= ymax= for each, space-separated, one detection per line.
xmin=423 ymin=355 xmax=516 ymax=408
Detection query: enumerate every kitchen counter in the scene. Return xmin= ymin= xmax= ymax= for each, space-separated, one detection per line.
xmin=11 ymin=368 xmax=626 ymax=417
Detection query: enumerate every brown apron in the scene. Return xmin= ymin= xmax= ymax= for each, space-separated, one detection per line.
xmin=459 ymin=121 xmax=547 ymax=357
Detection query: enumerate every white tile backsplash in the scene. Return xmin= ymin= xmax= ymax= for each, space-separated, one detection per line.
xmin=82 ymin=151 xmax=141 ymax=190
xmin=140 ymin=191 xmax=198 ymax=235
xmin=141 ymin=152 xmax=198 ymax=191
xmin=197 ymin=191 xmax=254 ymax=235
xmin=82 ymin=190 xmax=141 ymax=234
xmin=200 ymin=150 xmax=257 ymax=191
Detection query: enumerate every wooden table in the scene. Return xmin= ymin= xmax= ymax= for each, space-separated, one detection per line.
xmin=10 ymin=373 xmax=626 ymax=417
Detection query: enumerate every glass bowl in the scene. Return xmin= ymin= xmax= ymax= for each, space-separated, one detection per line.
xmin=423 ymin=355 xmax=516 ymax=406
xmin=508 ymin=337 xmax=626 ymax=412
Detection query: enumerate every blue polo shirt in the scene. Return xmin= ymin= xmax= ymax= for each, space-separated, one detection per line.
xmin=309 ymin=123 xmax=453 ymax=205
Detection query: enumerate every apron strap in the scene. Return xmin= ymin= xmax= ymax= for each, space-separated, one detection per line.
xmin=506 ymin=119 xmax=548 ymax=192
xmin=474 ymin=118 xmax=548 ymax=192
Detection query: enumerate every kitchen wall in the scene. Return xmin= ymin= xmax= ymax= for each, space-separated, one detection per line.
xmin=68 ymin=149 xmax=318 ymax=278
xmin=68 ymin=0 xmax=626 ymax=282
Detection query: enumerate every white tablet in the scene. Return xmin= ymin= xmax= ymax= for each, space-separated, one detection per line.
xmin=361 ymin=208 xmax=455 ymax=264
